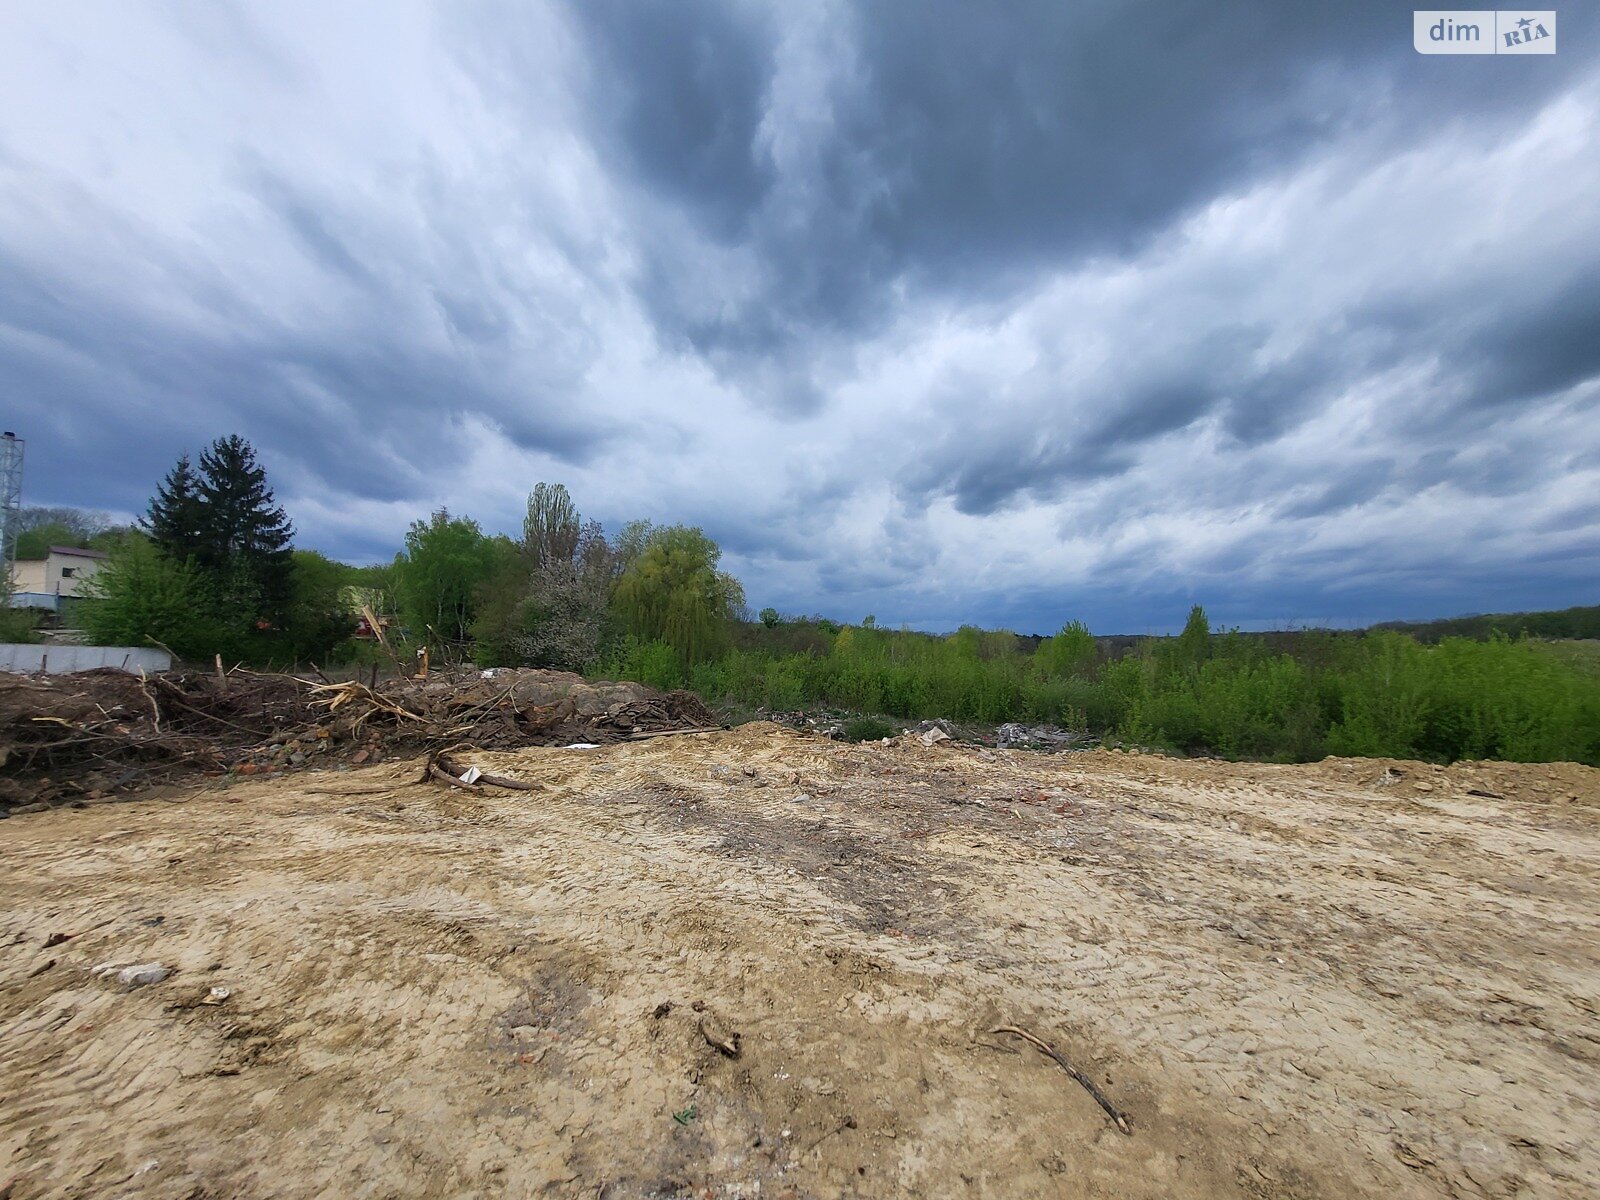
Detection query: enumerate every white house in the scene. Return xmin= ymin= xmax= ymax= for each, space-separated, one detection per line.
xmin=8 ymin=546 xmax=109 ymax=610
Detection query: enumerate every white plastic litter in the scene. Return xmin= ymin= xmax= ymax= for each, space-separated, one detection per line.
xmin=90 ymin=961 xmax=171 ymax=987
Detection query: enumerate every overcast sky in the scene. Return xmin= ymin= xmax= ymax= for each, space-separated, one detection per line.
xmin=2 ymin=2 xmax=1596 ymax=633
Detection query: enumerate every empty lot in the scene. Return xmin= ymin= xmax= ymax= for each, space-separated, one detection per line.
xmin=2 ymin=726 xmax=1596 ymax=1198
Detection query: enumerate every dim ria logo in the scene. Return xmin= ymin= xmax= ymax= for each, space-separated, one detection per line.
xmin=1414 ymin=10 xmax=1556 ymax=53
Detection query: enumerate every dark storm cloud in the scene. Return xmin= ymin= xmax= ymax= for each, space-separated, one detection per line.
xmin=1457 ymin=268 xmax=1600 ymax=408
xmin=0 ymin=192 xmax=609 ymax=517
xmin=568 ymin=0 xmax=777 ymax=238
xmin=1277 ymin=461 xmax=1397 ymax=521
xmin=554 ymin=1 xmax=1589 ymax=350
xmin=895 ymin=328 xmax=1265 ymax=515
xmin=1 ymin=1 xmax=1596 ymax=631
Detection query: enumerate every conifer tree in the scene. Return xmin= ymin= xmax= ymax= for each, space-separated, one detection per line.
xmin=141 ymin=454 xmax=207 ymax=563
xmin=143 ymin=436 xmax=294 ymax=628
xmin=194 ymin=435 xmax=295 ymax=623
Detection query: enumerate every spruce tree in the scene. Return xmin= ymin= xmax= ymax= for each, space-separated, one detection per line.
xmin=194 ymin=436 xmax=295 ymax=625
xmin=142 ymin=453 xmax=207 ymax=563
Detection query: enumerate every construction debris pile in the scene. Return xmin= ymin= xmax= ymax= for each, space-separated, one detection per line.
xmin=0 ymin=667 xmax=719 ymax=812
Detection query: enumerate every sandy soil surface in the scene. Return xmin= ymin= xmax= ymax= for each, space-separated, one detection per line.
xmin=2 ymin=725 xmax=1597 ymax=1199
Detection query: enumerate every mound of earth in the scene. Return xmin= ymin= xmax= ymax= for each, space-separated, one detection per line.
xmin=2 ymin=726 xmax=1596 ymax=1198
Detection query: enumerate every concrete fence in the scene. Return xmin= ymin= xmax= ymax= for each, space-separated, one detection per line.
xmin=0 ymin=644 xmax=172 ymax=675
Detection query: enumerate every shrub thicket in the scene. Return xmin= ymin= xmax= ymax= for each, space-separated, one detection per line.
xmin=681 ymin=613 xmax=1599 ymax=764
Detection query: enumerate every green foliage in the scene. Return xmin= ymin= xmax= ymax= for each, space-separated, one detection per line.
xmin=949 ymin=625 xmax=982 ymax=660
xmin=15 ymin=522 xmax=81 ymax=560
xmin=473 ymin=486 xmax=622 ymax=671
xmin=523 ymin=482 xmax=580 ymax=566
xmin=76 ymin=530 xmax=360 ymax=668
xmin=1037 ymin=620 xmax=1097 ymax=677
xmin=143 ymin=453 xmax=207 ymax=563
xmin=674 ymin=609 xmax=1599 ymax=765
xmin=0 ymin=607 xmax=41 ymax=643
xmin=469 ymin=540 xmax=534 ymax=667
xmin=612 ymin=525 xmax=744 ymax=669
xmin=472 ymin=543 xmax=616 ymax=671
xmin=840 ymin=716 xmax=899 ymax=742
xmin=1322 ymin=633 xmax=1599 ymax=763
xmin=598 ymin=635 xmax=683 ymax=691
xmin=79 ymin=535 xmax=229 ymax=660
xmin=346 ymin=562 xmax=400 ymax=619
xmin=279 ymin=550 xmax=358 ymax=663
xmin=87 ymin=526 xmax=140 ymax=554
xmin=1541 ymin=640 xmax=1600 ymax=680
xmin=1378 ymin=605 xmax=1600 ymax=643
xmin=14 ymin=506 xmax=115 ymax=559
xmin=1173 ymin=604 xmax=1212 ymax=670
xmin=87 ymin=443 xmax=1600 ymax=764
xmin=195 ymin=435 xmax=295 ymax=622
xmin=1324 ymin=631 xmax=1432 ymax=757
xmin=393 ymin=510 xmax=498 ymax=647
xmin=142 ymin=437 xmax=295 ymax=627
xmin=611 ymin=519 xmax=655 ymax=576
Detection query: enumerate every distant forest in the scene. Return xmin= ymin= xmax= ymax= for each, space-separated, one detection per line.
xmin=1373 ymin=605 xmax=1600 ymax=643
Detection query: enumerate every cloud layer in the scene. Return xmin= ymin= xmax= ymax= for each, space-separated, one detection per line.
xmin=2 ymin=1 xmax=1595 ymax=632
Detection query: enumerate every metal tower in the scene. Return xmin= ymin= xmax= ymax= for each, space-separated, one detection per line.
xmin=0 ymin=432 xmax=23 ymax=591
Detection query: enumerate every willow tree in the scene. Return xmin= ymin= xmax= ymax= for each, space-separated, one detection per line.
xmin=612 ymin=525 xmax=744 ymax=669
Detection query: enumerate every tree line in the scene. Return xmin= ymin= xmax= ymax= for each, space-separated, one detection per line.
xmin=77 ymin=436 xmax=746 ymax=673
xmin=49 ymin=434 xmax=1600 ymax=764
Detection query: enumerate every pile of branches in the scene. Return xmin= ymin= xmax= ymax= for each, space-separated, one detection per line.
xmin=0 ymin=668 xmax=319 ymax=809
xmin=0 ymin=666 xmax=719 ymax=811
xmin=304 ymin=668 xmax=719 ymax=749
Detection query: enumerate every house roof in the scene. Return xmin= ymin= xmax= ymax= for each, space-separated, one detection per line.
xmin=48 ymin=546 xmax=110 ymax=560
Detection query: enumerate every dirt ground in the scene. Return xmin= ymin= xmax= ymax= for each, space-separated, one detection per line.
xmin=2 ymin=725 xmax=1597 ymax=1199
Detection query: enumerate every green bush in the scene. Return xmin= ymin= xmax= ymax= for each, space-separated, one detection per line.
xmin=599 ymin=636 xmax=682 ymax=691
xmin=840 ymin=716 xmax=900 ymax=742
xmin=79 ymin=535 xmax=232 ymax=661
xmin=0 ymin=607 xmax=41 ymax=643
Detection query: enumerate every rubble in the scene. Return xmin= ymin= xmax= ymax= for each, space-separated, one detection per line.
xmin=763 ymin=709 xmax=1095 ymax=753
xmin=995 ymin=722 xmax=1098 ymax=751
